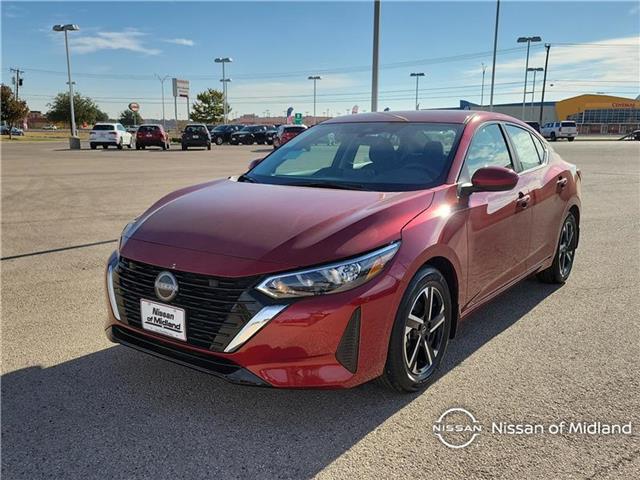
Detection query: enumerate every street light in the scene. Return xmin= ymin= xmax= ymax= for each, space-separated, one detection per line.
xmin=480 ymin=63 xmax=487 ymax=107
xmin=527 ymin=67 xmax=543 ymax=120
xmin=410 ymin=72 xmax=425 ymax=110
xmin=52 ymin=24 xmax=80 ymax=140
xmin=308 ymin=75 xmax=321 ymax=125
xmin=154 ymin=74 xmax=169 ymax=129
xmin=517 ymin=35 xmax=542 ymax=119
xmin=215 ymin=57 xmax=233 ymax=123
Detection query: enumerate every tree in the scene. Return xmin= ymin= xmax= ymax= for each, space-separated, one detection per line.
xmin=46 ymin=92 xmax=109 ymax=126
xmin=1 ymin=84 xmax=29 ymax=139
xmin=190 ymin=89 xmax=230 ymax=123
xmin=119 ymin=110 xmax=143 ymax=126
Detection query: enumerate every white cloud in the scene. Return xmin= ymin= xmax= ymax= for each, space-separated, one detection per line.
xmin=164 ymin=38 xmax=195 ymax=47
xmin=492 ymin=35 xmax=640 ymax=84
xmin=70 ymin=30 xmax=161 ymax=55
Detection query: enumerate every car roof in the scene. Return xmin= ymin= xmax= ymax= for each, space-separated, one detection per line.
xmin=323 ymin=110 xmax=522 ymax=125
xmin=139 ymin=124 xmax=161 ymax=127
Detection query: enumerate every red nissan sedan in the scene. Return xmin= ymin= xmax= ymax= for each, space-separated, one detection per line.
xmin=105 ymin=110 xmax=581 ymax=392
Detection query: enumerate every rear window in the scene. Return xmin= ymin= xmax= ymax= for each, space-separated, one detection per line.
xmin=138 ymin=126 xmax=160 ymax=133
xmin=284 ymin=127 xmax=306 ymax=133
xmin=185 ymin=125 xmax=206 ymax=133
xmin=561 ymin=121 xmax=576 ymax=127
xmin=93 ymin=124 xmax=114 ymax=131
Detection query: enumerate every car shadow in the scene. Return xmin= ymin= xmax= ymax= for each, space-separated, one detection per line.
xmin=2 ymin=278 xmax=561 ymax=479
xmin=251 ymin=148 xmax=273 ymax=153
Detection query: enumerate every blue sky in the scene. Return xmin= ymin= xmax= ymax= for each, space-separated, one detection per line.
xmin=2 ymin=1 xmax=639 ymax=120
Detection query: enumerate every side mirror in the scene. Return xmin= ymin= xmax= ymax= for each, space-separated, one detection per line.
xmin=248 ymin=158 xmax=263 ymax=170
xmin=460 ymin=166 xmax=518 ymax=196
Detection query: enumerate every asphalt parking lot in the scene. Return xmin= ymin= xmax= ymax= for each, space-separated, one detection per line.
xmin=2 ymin=140 xmax=639 ymax=479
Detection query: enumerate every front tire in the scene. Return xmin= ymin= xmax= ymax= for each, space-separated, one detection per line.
xmin=550 ymin=132 xmax=557 ymax=142
xmin=380 ymin=267 xmax=452 ymax=393
xmin=215 ymin=136 xmax=223 ymax=145
xmin=207 ymin=142 xmax=211 ymax=150
xmin=537 ymin=212 xmax=578 ymax=284
xmin=90 ymin=143 xmax=97 ymax=150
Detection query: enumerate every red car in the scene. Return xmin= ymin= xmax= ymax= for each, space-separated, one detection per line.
xmin=106 ymin=110 xmax=581 ymax=392
xmin=273 ymin=124 xmax=307 ymax=149
xmin=136 ymin=124 xmax=170 ymax=150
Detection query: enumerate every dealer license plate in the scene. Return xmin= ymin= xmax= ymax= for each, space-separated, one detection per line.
xmin=140 ymin=299 xmax=186 ymax=341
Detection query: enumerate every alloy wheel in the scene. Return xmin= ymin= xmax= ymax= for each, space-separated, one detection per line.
xmin=559 ymin=219 xmax=576 ymax=277
xmin=403 ymin=286 xmax=446 ymax=377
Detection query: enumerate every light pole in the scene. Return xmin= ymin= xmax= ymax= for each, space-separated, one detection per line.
xmin=371 ymin=0 xmax=381 ymax=112
xmin=539 ymin=43 xmax=551 ymax=126
xmin=155 ymin=74 xmax=169 ymax=129
xmin=527 ymin=67 xmax=543 ymax=121
xmin=489 ymin=0 xmax=500 ymax=111
xmin=480 ymin=63 xmax=487 ymax=107
xmin=220 ymin=78 xmax=231 ymax=123
xmin=308 ymin=75 xmax=321 ymax=125
xmin=410 ymin=72 xmax=425 ymax=110
xmin=52 ymin=24 xmax=80 ymax=139
xmin=215 ymin=57 xmax=232 ymax=123
xmin=517 ymin=35 xmax=542 ymax=119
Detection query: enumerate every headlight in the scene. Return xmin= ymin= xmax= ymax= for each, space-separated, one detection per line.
xmin=256 ymin=243 xmax=400 ymax=299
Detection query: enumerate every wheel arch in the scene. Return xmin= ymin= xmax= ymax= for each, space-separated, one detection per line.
xmin=421 ymin=256 xmax=460 ymax=339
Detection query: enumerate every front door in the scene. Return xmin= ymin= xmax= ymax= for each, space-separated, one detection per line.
xmin=459 ymin=123 xmax=533 ymax=309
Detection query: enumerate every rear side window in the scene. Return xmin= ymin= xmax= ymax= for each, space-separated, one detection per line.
xmin=93 ymin=124 xmax=114 ymax=131
xmin=531 ymin=134 xmax=546 ymax=162
xmin=505 ymin=125 xmax=541 ymax=171
xmin=460 ymin=124 xmax=513 ymax=183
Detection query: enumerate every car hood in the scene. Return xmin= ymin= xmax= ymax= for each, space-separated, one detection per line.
xmin=123 ymin=179 xmax=434 ymax=270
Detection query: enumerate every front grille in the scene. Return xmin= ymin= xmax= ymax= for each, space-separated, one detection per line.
xmin=113 ymin=257 xmax=261 ymax=352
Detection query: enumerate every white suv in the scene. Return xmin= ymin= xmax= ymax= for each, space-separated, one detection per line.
xmin=541 ymin=121 xmax=578 ymax=142
xmin=90 ymin=123 xmax=133 ymax=150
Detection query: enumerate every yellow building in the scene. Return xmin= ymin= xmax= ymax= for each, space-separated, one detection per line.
xmin=556 ymin=94 xmax=640 ymax=124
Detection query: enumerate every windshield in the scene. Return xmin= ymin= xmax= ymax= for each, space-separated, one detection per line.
xmin=246 ymin=122 xmax=463 ymax=192
xmin=241 ymin=126 xmax=262 ymax=132
xmin=212 ymin=125 xmax=227 ymax=132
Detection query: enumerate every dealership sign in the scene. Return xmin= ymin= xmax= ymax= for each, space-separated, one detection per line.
xmin=172 ymin=78 xmax=190 ymax=98
xmin=128 ymin=102 xmax=140 ymax=112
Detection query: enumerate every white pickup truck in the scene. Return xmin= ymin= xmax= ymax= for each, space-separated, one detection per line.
xmin=541 ymin=121 xmax=578 ymax=142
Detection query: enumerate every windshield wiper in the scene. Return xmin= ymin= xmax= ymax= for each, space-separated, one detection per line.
xmin=287 ymin=181 xmax=367 ymax=191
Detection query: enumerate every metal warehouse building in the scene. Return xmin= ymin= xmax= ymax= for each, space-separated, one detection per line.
xmin=456 ymin=94 xmax=640 ymax=135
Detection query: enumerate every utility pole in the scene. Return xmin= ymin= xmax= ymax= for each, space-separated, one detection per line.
xmin=308 ymin=76 xmax=321 ymax=125
xmin=410 ymin=72 xmax=425 ymax=110
xmin=489 ymin=0 xmax=500 ymax=111
xmin=539 ymin=43 xmax=551 ymax=126
xmin=10 ymin=68 xmax=24 ymax=100
xmin=371 ymin=0 xmax=381 ymax=112
xmin=154 ymin=74 xmax=169 ymax=129
xmin=480 ymin=63 xmax=487 ymax=107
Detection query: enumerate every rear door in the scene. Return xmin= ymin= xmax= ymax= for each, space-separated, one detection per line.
xmin=461 ymin=123 xmax=533 ymax=309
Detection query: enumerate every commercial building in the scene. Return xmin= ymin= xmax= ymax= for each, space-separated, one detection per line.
xmin=456 ymin=94 xmax=640 ymax=135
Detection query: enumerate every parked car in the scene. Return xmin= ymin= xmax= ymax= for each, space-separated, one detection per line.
xmin=89 ymin=123 xmax=133 ymax=150
xmin=542 ymin=121 xmax=578 ymax=141
xmin=43 ymin=124 xmax=58 ymax=130
xmin=0 ymin=126 xmax=8 ymax=135
xmin=181 ymin=124 xmax=211 ymax=150
xmin=209 ymin=124 xmax=244 ymax=145
xmin=106 ymin=110 xmax=581 ymax=392
xmin=1 ymin=126 xmax=24 ymax=136
xmin=273 ymin=124 xmax=307 ymax=149
xmin=229 ymin=125 xmax=270 ymax=145
xmin=136 ymin=124 xmax=170 ymax=150
xmin=525 ymin=121 xmax=541 ymax=133
xmin=265 ymin=126 xmax=278 ymax=145
xmin=126 ymin=125 xmax=139 ymax=135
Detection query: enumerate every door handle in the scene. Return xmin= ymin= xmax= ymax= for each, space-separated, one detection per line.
xmin=557 ymin=177 xmax=568 ymax=189
xmin=517 ymin=192 xmax=531 ymax=209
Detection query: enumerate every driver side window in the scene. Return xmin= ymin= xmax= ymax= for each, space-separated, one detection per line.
xmin=460 ymin=124 xmax=513 ymax=184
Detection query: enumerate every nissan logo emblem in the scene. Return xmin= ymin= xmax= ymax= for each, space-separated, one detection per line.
xmin=154 ymin=271 xmax=178 ymax=302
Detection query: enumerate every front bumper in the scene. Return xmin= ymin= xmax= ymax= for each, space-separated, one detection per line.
xmin=105 ymin=250 xmax=407 ymax=388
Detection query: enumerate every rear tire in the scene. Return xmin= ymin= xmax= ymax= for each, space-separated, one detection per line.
xmin=215 ymin=137 xmax=223 ymax=145
xmin=117 ymin=139 xmax=123 ymax=150
xmin=379 ymin=267 xmax=452 ymax=393
xmin=162 ymin=143 xmax=167 ymax=151
xmin=207 ymin=142 xmax=211 ymax=150
xmin=182 ymin=144 xmax=187 ymax=151
xmin=550 ymin=132 xmax=557 ymax=141
xmin=90 ymin=143 xmax=97 ymax=150
xmin=537 ymin=212 xmax=578 ymax=284
xmin=102 ymin=145 xmax=108 ymax=149
xmin=568 ymin=137 xmax=575 ymax=142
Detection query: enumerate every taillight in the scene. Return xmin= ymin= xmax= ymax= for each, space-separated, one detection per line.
xmin=109 ymin=131 xmax=118 ymax=135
